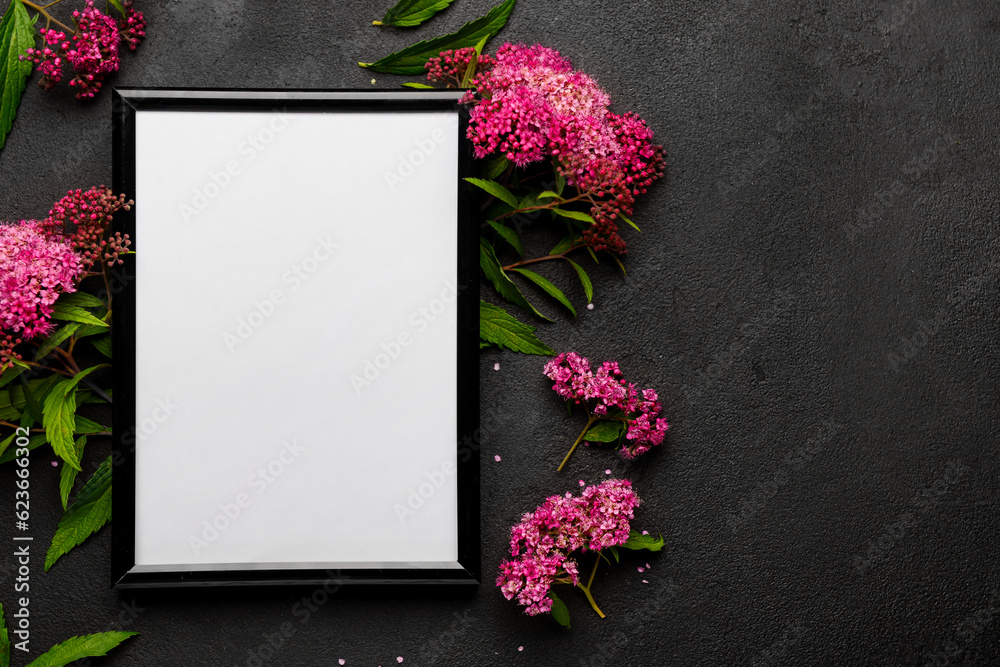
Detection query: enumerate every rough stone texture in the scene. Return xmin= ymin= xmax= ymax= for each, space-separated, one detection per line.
xmin=1 ymin=0 xmax=998 ymax=665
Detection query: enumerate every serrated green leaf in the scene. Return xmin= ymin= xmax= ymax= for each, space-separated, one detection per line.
xmin=621 ymin=529 xmax=664 ymax=552
xmin=73 ymin=415 xmax=108 ymax=435
xmin=360 ymin=0 xmax=516 ymax=75
xmin=537 ymin=190 xmax=562 ymax=200
xmin=617 ymin=211 xmax=640 ymax=232
xmin=486 ymin=219 xmax=523 ymax=257
xmin=375 ymin=0 xmax=455 ymax=27
xmin=584 ymin=419 xmax=624 ymax=443
xmin=73 ymin=323 xmax=107 ymax=339
xmin=25 ymin=630 xmax=136 ymax=667
xmin=0 ymin=433 xmax=45 ymax=464
xmin=510 ymin=268 xmax=576 ymax=316
xmin=551 ymin=208 xmax=595 ymax=224
xmin=548 ymin=591 xmax=570 ymax=628
xmin=0 ymin=602 xmax=9 ymax=667
xmin=50 ymin=304 xmax=108 ymax=329
xmin=483 ymin=156 xmax=510 ymax=180
xmin=480 ymin=238 xmax=550 ymax=321
xmin=0 ymin=0 xmax=34 ymax=151
xmin=479 ymin=301 xmax=554 ymax=356
xmin=566 ymin=259 xmax=594 ymax=303
xmin=465 ymin=177 xmax=518 ymax=208
xmin=401 ymin=82 xmax=436 ymax=89
xmin=34 ymin=323 xmax=81 ymax=361
xmin=41 ymin=366 xmax=103 ymax=471
xmin=479 ymin=340 xmax=492 ymax=349
xmin=90 ymin=335 xmax=111 ymax=358
xmin=59 ymin=435 xmax=86 ymax=510
xmin=45 ymin=455 xmax=112 ymax=570
xmin=57 ymin=292 xmax=106 ymax=309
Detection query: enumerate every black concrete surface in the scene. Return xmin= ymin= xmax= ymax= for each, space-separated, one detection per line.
xmin=1 ymin=0 xmax=999 ymax=665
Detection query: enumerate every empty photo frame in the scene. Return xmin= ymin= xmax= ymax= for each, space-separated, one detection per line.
xmin=111 ymin=89 xmax=479 ymax=587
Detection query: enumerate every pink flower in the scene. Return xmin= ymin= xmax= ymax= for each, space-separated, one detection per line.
xmin=497 ymin=479 xmax=641 ymax=616
xmin=0 ymin=221 xmax=85 ymax=340
xmin=543 ymin=352 xmax=669 ymax=461
xmin=45 ymin=186 xmax=132 ymax=270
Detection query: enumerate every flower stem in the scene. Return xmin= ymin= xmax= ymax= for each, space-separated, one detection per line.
xmin=576 ymin=555 xmax=605 ymax=618
xmin=22 ymin=0 xmax=74 ymax=32
xmin=557 ymin=415 xmax=596 ymax=471
xmin=503 ymin=247 xmax=582 ymax=272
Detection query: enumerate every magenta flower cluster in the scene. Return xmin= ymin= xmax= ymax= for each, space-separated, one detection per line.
xmin=427 ymin=43 xmax=665 ymax=254
xmin=21 ymin=0 xmax=145 ymax=99
xmin=497 ymin=479 xmax=640 ymax=615
xmin=0 ymin=221 xmax=84 ymax=340
xmin=544 ymin=352 xmax=669 ymax=459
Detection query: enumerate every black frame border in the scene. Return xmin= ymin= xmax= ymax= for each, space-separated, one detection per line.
xmin=111 ymin=88 xmax=480 ymax=589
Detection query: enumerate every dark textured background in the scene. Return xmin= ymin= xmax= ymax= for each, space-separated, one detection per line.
xmin=1 ymin=0 xmax=999 ymax=665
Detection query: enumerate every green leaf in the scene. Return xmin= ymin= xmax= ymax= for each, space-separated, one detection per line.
xmin=59 ymin=435 xmax=86 ymax=510
xmin=73 ymin=415 xmax=108 ymax=435
xmin=510 ymin=268 xmax=577 ymax=316
xmin=607 ymin=545 xmax=620 ymax=563
xmin=375 ymin=0 xmax=455 ymax=27
xmin=360 ymin=0 xmax=516 ymax=75
xmin=0 ymin=603 xmax=7 ymax=667
xmin=105 ymin=0 xmax=126 ymax=17
xmin=0 ymin=433 xmax=45 ymax=464
xmin=57 ymin=292 xmax=106 ymax=309
xmin=0 ymin=0 xmax=34 ymax=151
xmin=483 ymin=156 xmax=510 ymax=180
xmin=460 ymin=34 xmax=489 ymax=88
xmin=0 ymin=363 xmax=26 ymax=389
xmin=621 ymin=529 xmax=665 ymax=552
xmin=25 ymin=631 xmax=136 ymax=667
xmin=73 ymin=323 xmax=107 ymax=339
xmin=90 ymin=335 xmax=111 ymax=358
xmin=480 ymin=238 xmax=550 ymax=320
xmin=45 ymin=455 xmax=112 ymax=571
xmin=566 ymin=259 xmax=594 ymax=303
xmin=555 ymin=170 xmax=566 ymax=196
xmin=401 ymin=82 xmax=435 ymax=89
xmin=18 ymin=375 xmax=42 ymax=424
xmin=551 ymin=208 xmax=595 ymax=224
xmin=34 ymin=323 xmax=81 ymax=361
xmin=550 ymin=236 xmax=575 ymax=256
xmin=536 ymin=190 xmax=562 ymax=200
xmin=486 ymin=219 xmax=522 ymax=257
xmin=548 ymin=591 xmax=570 ymax=628
xmin=612 ymin=254 xmax=627 ymax=276
xmin=41 ymin=366 xmax=102 ymax=471
xmin=465 ymin=177 xmax=518 ymax=208
xmin=50 ymin=304 xmax=108 ymax=329
xmin=617 ymin=211 xmax=640 ymax=232
xmin=479 ymin=301 xmax=554 ymax=356
xmin=479 ymin=340 xmax=492 ymax=349
xmin=586 ymin=245 xmax=600 ymax=264
xmin=583 ymin=419 xmax=624 ymax=443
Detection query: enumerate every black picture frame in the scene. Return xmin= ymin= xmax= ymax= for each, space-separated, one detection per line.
xmin=111 ymin=89 xmax=479 ymax=588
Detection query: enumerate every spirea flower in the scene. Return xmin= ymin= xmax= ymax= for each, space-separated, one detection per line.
xmin=544 ymin=352 xmax=669 ymax=464
xmin=497 ymin=479 xmax=640 ymax=616
xmin=20 ymin=0 xmax=145 ymax=99
xmin=0 ymin=221 xmax=85 ymax=340
xmin=45 ymin=186 xmax=132 ymax=270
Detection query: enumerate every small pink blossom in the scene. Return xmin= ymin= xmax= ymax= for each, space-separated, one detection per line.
xmin=494 ymin=455 xmax=502 ymax=462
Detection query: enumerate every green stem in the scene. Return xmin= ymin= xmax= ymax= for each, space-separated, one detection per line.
xmin=576 ymin=555 xmax=605 ymax=618
xmin=557 ymin=414 xmax=596 ymax=471
xmin=22 ymin=0 xmax=74 ymax=32
xmin=502 ymin=246 xmax=583 ymax=272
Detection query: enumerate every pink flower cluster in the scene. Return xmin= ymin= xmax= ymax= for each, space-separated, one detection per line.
xmin=21 ymin=0 xmax=145 ymax=99
xmin=544 ymin=352 xmax=669 ymax=459
xmin=425 ymin=46 xmax=495 ymax=90
xmin=442 ymin=43 xmax=664 ymax=254
xmin=44 ymin=186 xmax=132 ymax=269
xmin=497 ymin=479 xmax=640 ymax=615
xmin=0 ymin=221 xmax=84 ymax=340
